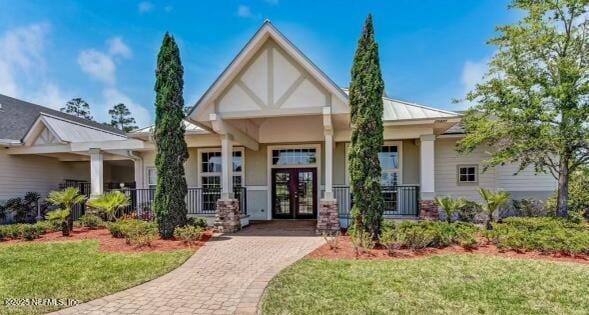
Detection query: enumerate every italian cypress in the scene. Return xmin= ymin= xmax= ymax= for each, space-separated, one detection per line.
xmin=348 ymin=14 xmax=385 ymax=236
xmin=153 ymin=33 xmax=189 ymax=238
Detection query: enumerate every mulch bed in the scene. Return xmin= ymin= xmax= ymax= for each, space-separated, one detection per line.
xmin=0 ymin=227 xmax=213 ymax=253
xmin=309 ymin=234 xmax=589 ymax=265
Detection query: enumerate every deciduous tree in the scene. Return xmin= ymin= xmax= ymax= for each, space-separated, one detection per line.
xmin=459 ymin=0 xmax=589 ymax=217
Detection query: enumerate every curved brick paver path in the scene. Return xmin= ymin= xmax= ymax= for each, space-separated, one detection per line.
xmin=52 ymin=221 xmax=322 ymax=315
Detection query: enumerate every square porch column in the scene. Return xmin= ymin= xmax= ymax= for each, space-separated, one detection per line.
xmin=317 ymin=108 xmax=340 ymax=234
xmin=89 ymin=148 xmax=104 ymax=197
xmin=215 ymin=134 xmax=241 ymax=233
xmin=419 ymin=135 xmax=438 ymax=219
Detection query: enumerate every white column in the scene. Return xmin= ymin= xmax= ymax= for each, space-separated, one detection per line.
xmin=221 ymin=134 xmax=234 ymax=200
xmin=419 ymin=135 xmax=436 ymax=200
xmin=89 ymin=148 xmax=104 ymax=197
xmin=133 ymin=157 xmax=144 ymax=189
xmin=324 ymin=130 xmax=334 ymax=200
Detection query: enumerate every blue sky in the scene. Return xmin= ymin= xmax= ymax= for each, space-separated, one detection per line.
xmin=0 ymin=0 xmax=516 ymax=127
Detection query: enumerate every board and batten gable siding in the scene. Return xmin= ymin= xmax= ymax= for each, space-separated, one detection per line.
xmin=0 ymin=148 xmax=89 ymax=200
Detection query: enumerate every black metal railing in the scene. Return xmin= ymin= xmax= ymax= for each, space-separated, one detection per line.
xmin=107 ymin=186 xmax=247 ymax=219
xmin=333 ymin=185 xmax=420 ymax=221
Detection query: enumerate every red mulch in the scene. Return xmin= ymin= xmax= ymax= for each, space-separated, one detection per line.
xmin=309 ymin=234 xmax=589 ymax=265
xmin=0 ymin=227 xmax=213 ymax=253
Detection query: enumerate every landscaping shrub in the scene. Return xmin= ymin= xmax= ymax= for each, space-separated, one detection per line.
xmin=510 ymin=198 xmax=549 ymax=218
xmin=456 ymin=200 xmax=483 ymax=223
xmin=77 ymin=214 xmax=104 ymax=229
xmin=125 ymin=221 xmax=158 ymax=247
xmin=107 ymin=219 xmax=159 ymax=246
xmin=0 ymin=223 xmax=44 ymax=240
xmin=379 ymin=221 xmax=480 ymax=251
xmin=486 ymin=217 xmax=589 ymax=255
xmin=45 ymin=209 xmax=71 ymax=236
xmin=35 ymin=220 xmax=61 ymax=233
xmin=174 ymin=225 xmax=204 ymax=244
xmin=349 ymin=228 xmax=374 ymax=256
xmin=186 ymin=217 xmax=208 ymax=229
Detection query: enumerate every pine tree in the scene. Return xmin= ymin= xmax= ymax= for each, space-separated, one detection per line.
xmin=153 ymin=33 xmax=189 ymax=238
xmin=108 ymin=103 xmax=138 ymax=132
xmin=61 ymin=98 xmax=93 ymax=120
xmin=348 ymin=14 xmax=385 ymax=236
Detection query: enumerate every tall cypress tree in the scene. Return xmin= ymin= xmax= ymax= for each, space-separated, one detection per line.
xmin=153 ymin=33 xmax=189 ymax=238
xmin=348 ymin=14 xmax=385 ymax=236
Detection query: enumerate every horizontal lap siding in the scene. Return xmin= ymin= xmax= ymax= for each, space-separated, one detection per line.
xmin=496 ymin=163 xmax=556 ymax=192
xmin=0 ymin=149 xmax=89 ymax=200
xmin=434 ymin=139 xmax=496 ymax=202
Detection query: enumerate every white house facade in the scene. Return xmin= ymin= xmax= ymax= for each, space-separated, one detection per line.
xmin=1 ymin=21 xmax=556 ymax=229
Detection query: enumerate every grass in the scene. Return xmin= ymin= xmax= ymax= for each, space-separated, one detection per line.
xmin=0 ymin=240 xmax=192 ymax=314
xmin=261 ymin=255 xmax=589 ymax=314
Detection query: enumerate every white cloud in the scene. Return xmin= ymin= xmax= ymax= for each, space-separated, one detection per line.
xmin=237 ymin=5 xmax=253 ymax=18
xmin=0 ymin=22 xmax=71 ymax=109
xmin=107 ymin=37 xmax=132 ymax=58
xmin=32 ymin=83 xmax=68 ymax=110
xmin=78 ymin=38 xmax=152 ymax=126
xmin=138 ymin=1 xmax=154 ymax=13
xmin=78 ymin=49 xmax=116 ymax=85
xmin=461 ymin=59 xmax=488 ymax=95
xmin=103 ymin=88 xmax=151 ymax=127
xmin=0 ymin=23 xmax=51 ymax=97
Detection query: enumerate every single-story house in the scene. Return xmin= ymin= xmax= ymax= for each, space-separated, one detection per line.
xmin=0 ymin=21 xmax=555 ymax=229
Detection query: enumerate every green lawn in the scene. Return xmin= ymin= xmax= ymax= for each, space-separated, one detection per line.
xmin=261 ymin=255 xmax=589 ymax=314
xmin=0 ymin=240 xmax=192 ymax=315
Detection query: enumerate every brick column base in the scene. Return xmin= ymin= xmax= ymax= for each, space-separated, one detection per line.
xmin=316 ymin=199 xmax=340 ymax=234
xmin=419 ymin=199 xmax=439 ymax=220
xmin=214 ymin=199 xmax=241 ymax=233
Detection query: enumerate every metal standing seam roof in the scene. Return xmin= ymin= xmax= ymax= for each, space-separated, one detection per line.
xmin=131 ymin=120 xmax=207 ymax=134
xmin=40 ymin=114 xmax=127 ymax=143
xmin=382 ymin=97 xmax=461 ymax=121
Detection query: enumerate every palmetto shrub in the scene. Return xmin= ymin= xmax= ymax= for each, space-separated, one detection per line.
xmin=87 ymin=191 xmax=130 ymax=222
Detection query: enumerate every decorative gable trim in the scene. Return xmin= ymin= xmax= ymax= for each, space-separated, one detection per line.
xmin=189 ymin=20 xmax=348 ymax=123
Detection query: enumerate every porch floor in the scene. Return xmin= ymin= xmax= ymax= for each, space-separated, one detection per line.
xmin=246 ymin=220 xmax=317 ymax=236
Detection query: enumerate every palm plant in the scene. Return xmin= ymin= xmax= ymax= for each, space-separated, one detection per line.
xmin=46 ymin=187 xmax=87 ymax=232
xmin=435 ymin=196 xmax=466 ymax=223
xmin=478 ymin=188 xmax=511 ymax=230
xmin=87 ymin=191 xmax=130 ymax=221
xmin=45 ymin=209 xmax=71 ymax=236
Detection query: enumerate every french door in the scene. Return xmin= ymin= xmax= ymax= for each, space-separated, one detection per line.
xmin=272 ymin=168 xmax=317 ymax=219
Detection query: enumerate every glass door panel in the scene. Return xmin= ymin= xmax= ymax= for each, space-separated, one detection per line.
xmin=272 ymin=171 xmax=293 ymax=218
xmin=296 ymin=171 xmax=315 ymax=216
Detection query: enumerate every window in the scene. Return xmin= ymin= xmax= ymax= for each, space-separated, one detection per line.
xmin=272 ymin=148 xmax=317 ymax=166
xmin=199 ymin=149 xmax=243 ymax=212
xmin=147 ymin=168 xmax=157 ymax=189
xmin=379 ymin=145 xmax=400 ymax=187
xmin=457 ymin=165 xmax=478 ymax=184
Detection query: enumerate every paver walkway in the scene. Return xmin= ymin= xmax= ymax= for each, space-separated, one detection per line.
xmin=53 ymin=220 xmax=323 ymax=315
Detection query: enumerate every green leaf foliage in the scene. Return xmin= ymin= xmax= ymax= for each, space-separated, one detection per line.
xmin=153 ymin=33 xmax=189 ymax=239
xmin=458 ymin=0 xmax=589 ymax=217
xmin=348 ymin=14 xmax=385 ymax=236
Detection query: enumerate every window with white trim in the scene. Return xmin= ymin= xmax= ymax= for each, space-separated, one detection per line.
xmin=457 ymin=165 xmax=478 ymax=185
xmin=200 ymin=150 xmax=243 ymax=211
xmin=272 ymin=148 xmax=317 ymax=166
xmin=379 ymin=145 xmax=400 ymax=187
xmin=147 ymin=168 xmax=157 ymax=189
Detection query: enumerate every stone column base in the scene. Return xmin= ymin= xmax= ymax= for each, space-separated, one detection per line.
xmin=214 ymin=199 xmax=241 ymax=233
xmin=419 ymin=199 xmax=439 ymax=220
xmin=316 ymin=199 xmax=340 ymax=234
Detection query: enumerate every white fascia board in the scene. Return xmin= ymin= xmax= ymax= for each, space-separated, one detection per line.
xmin=69 ymin=139 xmax=148 ymax=152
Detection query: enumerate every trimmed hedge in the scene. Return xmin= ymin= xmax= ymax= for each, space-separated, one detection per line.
xmin=379 ymin=221 xmax=479 ymax=251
